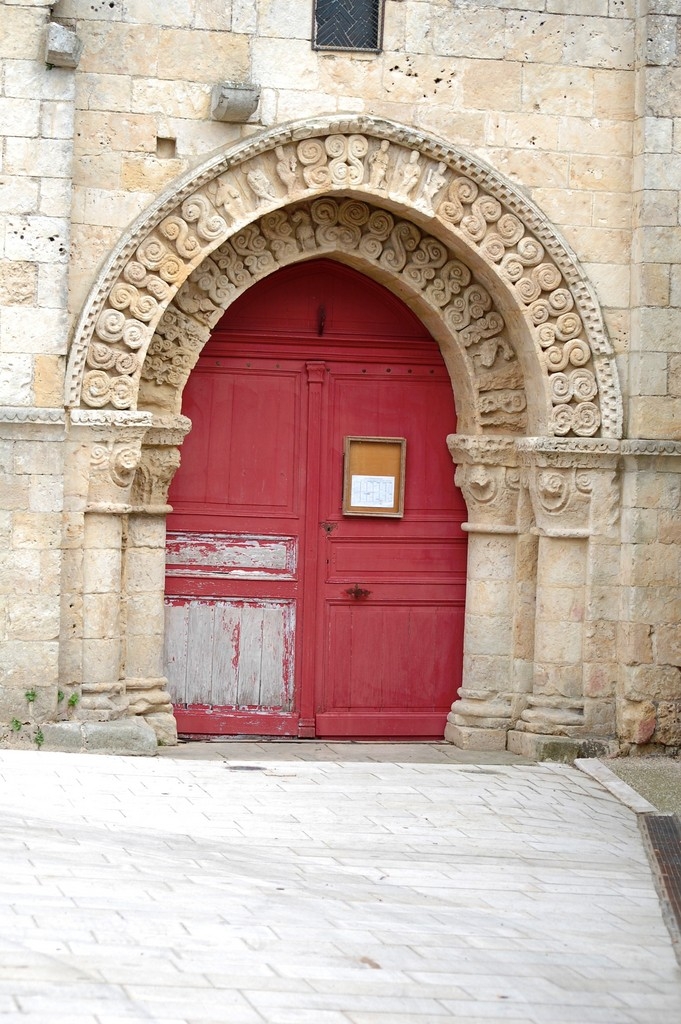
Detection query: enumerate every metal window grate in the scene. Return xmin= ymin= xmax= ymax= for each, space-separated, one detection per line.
xmin=313 ymin=0 xmax=383 ymax=53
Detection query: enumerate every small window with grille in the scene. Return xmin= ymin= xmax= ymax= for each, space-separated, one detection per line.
xmin=313 ymin=0 xmax=384 ymax=53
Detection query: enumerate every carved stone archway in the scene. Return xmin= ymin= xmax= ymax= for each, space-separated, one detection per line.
xmin=66 ymin=115 xmax=622 ymax=439
xmin=63 ymin=116 xmax=625 ymax=756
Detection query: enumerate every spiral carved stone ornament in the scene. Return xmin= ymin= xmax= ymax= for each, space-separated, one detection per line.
xmin=66 ymin=115 xmax=622 ymax=439
xmin=145 ymin=197 xmax=526 ymax=431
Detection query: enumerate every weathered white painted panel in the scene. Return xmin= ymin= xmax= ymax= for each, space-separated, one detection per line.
xmin=236 ymin=604 xmax=265 ymax=707
xmin=164 ymin=596 xmax=295 ymax=711
xmin=211 ymin=602 xmax=240 ymax=706
xmin=164 ymin=602 xmax=189 ymax=704
xmin=185 ymin=601 xmax=214 ymax=705
xmin=166 ymin=532 xmax=297 ymax=579
xmin=259 ymin=603 xmax=289 ymax=708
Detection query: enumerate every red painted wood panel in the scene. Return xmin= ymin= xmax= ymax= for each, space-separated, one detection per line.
xmin=165 ymin=259 xmax=467 ymax=738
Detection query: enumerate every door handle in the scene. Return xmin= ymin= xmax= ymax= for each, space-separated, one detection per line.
xmin=345 ymin=583 xmax=371 ymax=600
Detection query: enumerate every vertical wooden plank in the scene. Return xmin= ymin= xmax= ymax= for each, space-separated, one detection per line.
xmin=185 ymin=600 xmax=215 ymax=705
xmin=164 ymin=601 xmax=189 ymax=704
xmin=211 ymin=601 xmax=242 ymax=707
xmin=236 ymin=603 xmax=265 ymax=707
xmin=258 ymin=603 xmax=287 ymax=708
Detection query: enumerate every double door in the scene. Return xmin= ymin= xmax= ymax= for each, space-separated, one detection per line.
xmin=164 ymin=260 xmax=467 ymax=738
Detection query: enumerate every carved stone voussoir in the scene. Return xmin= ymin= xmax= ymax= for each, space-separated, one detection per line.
xmin=143 ymin=196 xmax=531 ymax=430
xmin=518 ymin=437 xmax=620 ymax=538
xmin=64 ymin=116 xmax=621 ymax=441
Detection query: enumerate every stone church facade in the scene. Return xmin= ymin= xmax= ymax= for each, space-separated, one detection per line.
xmin=1 ymin=0 xmax=680 ymax=756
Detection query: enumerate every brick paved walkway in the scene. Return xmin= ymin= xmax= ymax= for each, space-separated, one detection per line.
xmin=0 ymin=744 xmax=679 ymax=1023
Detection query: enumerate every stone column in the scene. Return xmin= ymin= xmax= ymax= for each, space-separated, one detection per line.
xmin=445 ymin=436 xmax=524 ymax=751
xmin=508 ymin=438 xmax=621 ymax=759
xmin=65 ymin=411 xmax=156 ymax=750
xmin=123 ymin=416 xmax=190 ymax=745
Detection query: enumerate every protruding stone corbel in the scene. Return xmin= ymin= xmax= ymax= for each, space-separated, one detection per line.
xmin=46 ymin=22 xmax=83 ymax=69
xmin=518 ymin=437 xmax=621 ymax=539
xmin=211 ymin=82 xmax=261 ymax=123
xmin=447 ymin=434 xmax=521 ymax=533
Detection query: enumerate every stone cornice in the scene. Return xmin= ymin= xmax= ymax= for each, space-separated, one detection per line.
xmin=0 ymin=406 xmax=65 ymax=424
xmin=621 ymin=439 xmax=681 ymax=457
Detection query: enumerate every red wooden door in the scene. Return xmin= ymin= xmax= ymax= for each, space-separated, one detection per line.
xmin=165 ymin=260 xmax=467 ymax=738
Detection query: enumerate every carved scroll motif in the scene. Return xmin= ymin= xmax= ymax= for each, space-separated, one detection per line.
xmin=517 ymin=438 xmax=621 ymax=538
xmin=71 ymin=125 xmax=614 ymax=439
xmin=167 ymin=197 xmax=526 ymax=432
xmin=79 ymin=189 xmax=226 ymax=413
xmin=433 ymin=179 xmax=604 ymax=436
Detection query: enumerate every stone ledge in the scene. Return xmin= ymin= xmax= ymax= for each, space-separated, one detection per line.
xmin=37 ymin=719 xmax=158 ymax=756
xmin=507 ymin=730 xmax=618 ymax=761
xmin=575 ymin=757 xmax=659 ymax=814
xmin=0 ymin=407 xmax=65 ymax=424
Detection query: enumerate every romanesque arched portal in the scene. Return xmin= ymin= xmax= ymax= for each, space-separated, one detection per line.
xmin=64 ymin=116 xmax=624 ymax=756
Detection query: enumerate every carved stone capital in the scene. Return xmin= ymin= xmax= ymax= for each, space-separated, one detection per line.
xmin=447 ymin=434 xmax=521 ymax=532
xmin=131 ymin=415 xmax=192 ymax=511
xmin=89 ymin=435 xmax=144 ymax=506
xmin=518 ymin=437 xmax=620 ymax=538
xmin=70 ymin=421 xmax=150 ymax=508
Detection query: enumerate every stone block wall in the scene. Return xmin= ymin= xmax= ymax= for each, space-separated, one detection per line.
xmin=0 ymin=0 xmax=680 ymax=755
xmin=1 ymin=0 xmax=74 ymax=410
xmin=50 ymin=0 xmax=636 ymax=358
xmin=1 ymin=2 xmax=75 ymax=747
xmin=619 ymin=447 xmax=681 ymax=749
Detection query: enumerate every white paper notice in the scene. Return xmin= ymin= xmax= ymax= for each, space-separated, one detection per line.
xmin=350 ymin=475 xmax=395 ymax=508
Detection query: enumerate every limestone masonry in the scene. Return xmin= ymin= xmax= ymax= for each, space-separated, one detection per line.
xmin=1 ymin=0 xmax=680 ymax=756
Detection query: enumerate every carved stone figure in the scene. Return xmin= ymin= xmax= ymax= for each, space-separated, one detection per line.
xmin=275 ymin=146 xmax=298 ymax=194
xmin=368 ymin=140 xmax=390 ymax=190
xmin=418 ymin=161 xmax=448 ymax=211
xmin=396 ymin=150 xmax=422 ymax=199
xmin=246 ymin=167 xmax=276 ymax=206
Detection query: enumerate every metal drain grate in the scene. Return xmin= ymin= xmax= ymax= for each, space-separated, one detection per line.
xmin=640 ymin=814 xmax=681 ymax=935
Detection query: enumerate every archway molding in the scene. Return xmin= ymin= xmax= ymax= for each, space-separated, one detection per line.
xmin=65 ymin=115 xmax=622 ymax=441
xmin=62 ymin=116 xmax=629 ymax=757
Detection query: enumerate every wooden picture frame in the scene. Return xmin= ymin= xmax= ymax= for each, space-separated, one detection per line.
xmin=342 ymin=436 xmax=406 ymax=517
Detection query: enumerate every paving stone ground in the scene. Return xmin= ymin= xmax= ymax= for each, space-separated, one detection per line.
xmin=0 ymin=742 xmax=680 ymax=1023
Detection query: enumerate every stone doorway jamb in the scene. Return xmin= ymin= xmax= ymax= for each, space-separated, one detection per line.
xmin=508 ymin=436 xmax=621 ymax=759
xmin=445 ymin=435 xmax=527 ymax=750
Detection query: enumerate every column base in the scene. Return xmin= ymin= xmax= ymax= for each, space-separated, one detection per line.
xmin=80 ymin=681 xmax=128 ymax=721
xmin=445 ymin=723 xmax=508 ymax=751
xmin=507 ymin=730 xmax=618 ymax=761
xmin=125 ymin=676 xmax=174 ymax=716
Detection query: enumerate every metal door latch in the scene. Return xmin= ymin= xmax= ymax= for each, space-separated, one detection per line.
xmin=345 ymin=583 xmax=371 ymax=600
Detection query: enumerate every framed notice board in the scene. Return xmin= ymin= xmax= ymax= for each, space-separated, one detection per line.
xmin=342 ymin=436 xmax=406 ymax=517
